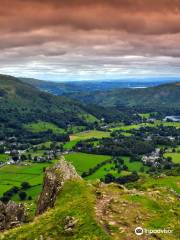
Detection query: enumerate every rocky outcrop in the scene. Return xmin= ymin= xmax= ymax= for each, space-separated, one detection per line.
xmin=0 ymin=201 xmax=25 ymax=231
xmin=36 ymin=158 xmax=81 ymax=215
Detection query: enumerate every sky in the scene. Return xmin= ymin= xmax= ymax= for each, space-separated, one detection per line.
xmin=1 ymin=0 xmax=180 ymax=81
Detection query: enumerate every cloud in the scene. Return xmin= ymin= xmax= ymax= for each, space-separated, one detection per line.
xmin=0 ymin=0 xmax=180 ymax=80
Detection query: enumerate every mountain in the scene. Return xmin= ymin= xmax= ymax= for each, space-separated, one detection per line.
xmin=20 ymin=77 xmax=175 ymax=95
xmin=67 ymin=82 xmax=180 ymax=112
xmin=0 ymin=74 xmax=97 ymax=137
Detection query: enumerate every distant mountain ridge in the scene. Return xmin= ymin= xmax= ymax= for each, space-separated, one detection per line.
xmin=65 ymin=82 xmax=180 ymax=112
xmin=20 ymin=77 xmax=178 ymax=95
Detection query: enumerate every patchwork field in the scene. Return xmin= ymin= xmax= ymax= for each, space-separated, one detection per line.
xmin=0 ymin=162 xmax=55 ymax=199
xmin=110 ymin=120 xmax=180 ymax=132
xmin=64 ymin=152 xmax=111 ymax=175
xmin=64 ymin=153 xmax=149 ymax=180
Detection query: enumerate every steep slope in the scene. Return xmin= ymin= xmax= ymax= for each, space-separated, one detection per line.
xmin=68 ymin=83 xmax=180 ymax=111
xmin=0 ymin=74 xmax=97 ymax=137
xmin=1 ymin=176 xmax=179 ymax=240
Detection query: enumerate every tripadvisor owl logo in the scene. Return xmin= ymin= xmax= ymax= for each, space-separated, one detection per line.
xmin=135 ymin=227 xmax=144 ymax=236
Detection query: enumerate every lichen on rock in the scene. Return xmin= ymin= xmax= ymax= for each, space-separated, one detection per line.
xmin=36 ymin=157 xmax=81 ymax=215
xmin=0 ymin=201 xmax=25 ymax=231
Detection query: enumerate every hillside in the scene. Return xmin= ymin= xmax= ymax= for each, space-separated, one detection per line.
xmin=1 ymin=176 xmax=179 ymax=239
xmin=0 ymin=74 xmax=97 ymax=137
xmin=67 ymin=83 xmax=180 ymax=111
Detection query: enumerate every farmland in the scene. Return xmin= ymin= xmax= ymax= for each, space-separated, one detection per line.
xmin=64 ymin=153 xmax=149 ymax=180
xmin=0 ymin=162 xmax=55 ymax=199
xmin=65 ymin=152 xmax=111 ymax=175
xmin=110 ymin=120 xmax=180 ymax=132
xmin=70 ymin=130 xmax=110 ymax=141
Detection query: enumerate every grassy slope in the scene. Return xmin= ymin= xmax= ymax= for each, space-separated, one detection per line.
xmin=24 ymin=121 xmax=65 ymax=134
xmin=1 ymin=176 xmax=180 ymax=240
xmin=1 ymin=181 xmax=110 ymax=240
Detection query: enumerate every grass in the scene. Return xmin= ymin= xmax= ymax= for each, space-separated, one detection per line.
xmin=1 ymin=181 xmax=110 ymax=240
xmin=0 ymin=153 xmax=9 ymax=163
xmin=67 ymin=125 xmax=86 ymax=133
xmin=110 ymin=120 xmax=180 ymax=132
xmin=122 ymin=156 xmax=149 ymax=172
xmin=1 ymin=176 xmax=179 ymax=239
xmin=65 ymin=153 xmax=112 ymax=175
xmin=164 ymin=152 xmax=180 ymax=164
xmin=139 ymin=113 xmax=151 ymax=118
xmin=64 ymin=130 xmax=109 ymax=150
xmin=63 ymin=140 xmax=79 ymax=150
xmin=24 ymin=121 xmax=65 ymax=134
xmin=80 ymin=113 xmax=98 ymax=123
xmin=86 ymin=164 xmax=129 ymax=180
xmin=0 ymin=162 xmax=54 ymax=198
xmin=70 ymin=130 xmax=110 ymax=141
xmin=130 ymin=175 xmax=180 ymax=194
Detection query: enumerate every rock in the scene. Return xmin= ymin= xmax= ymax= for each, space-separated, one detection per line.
xmin=0 ymin=200 xmax=25 ymax=231
xmin=64 ymin=216 xmax=78 ymax=235
xmin=36 ymin=157 xmax=81 ymax=215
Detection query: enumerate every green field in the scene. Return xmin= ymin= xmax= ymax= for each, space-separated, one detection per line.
xmin=70 ymin=130 xmax=110 ymax=141
xmin=122 ymin=156 xmax=149 ymax=172
xmin=110 ymin=120 xmax=180 ymax=132
xmin=65 ymin=153 xmax=111 ymax=175
xmin=67 ymin=125 xmax=86 ymax=134
xmin=24 ymin=121 xmax=65 ymax=134
xmin=0 ymin=154 xmax=9 ymax=162
xmin=64 ymin=153 xmax=148 ymax=179
xmin=139 ymin=113 xmax=151 ymax=118
xmin=63 ymin=140 xmax=79 ymax=150
xmin=164 ymin=152 xmax=180 ymax=164
xmin=86 ymin=164 xmax=129 ymax=180
xmin=64 ymin=130 xmax=108 ymax=150
xmin=0 ymin=162 xmax=55 ymax=199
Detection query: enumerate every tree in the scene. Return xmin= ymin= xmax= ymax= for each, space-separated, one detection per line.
xmin=104 ymin=173 xmax=115 ymax=183
xmin=19 ymin=191 xmax=27 ymax=200
xmin=0 ymin=196 xmax=10 ymax=203
xmin=21 ymin=182 xmax=31 ymax=190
